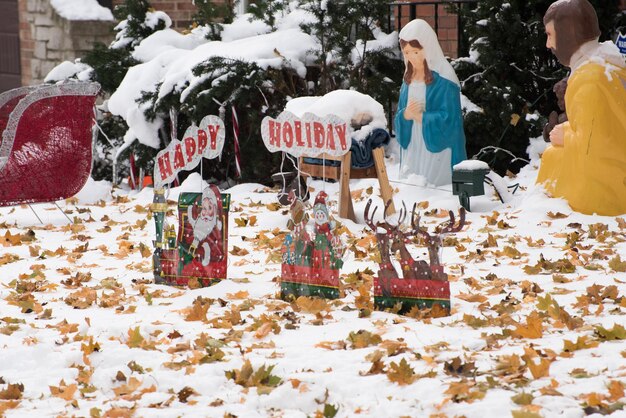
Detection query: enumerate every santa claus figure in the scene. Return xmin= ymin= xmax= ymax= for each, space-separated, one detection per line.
xmin=187 ymin=185 xmax=223 ymax=266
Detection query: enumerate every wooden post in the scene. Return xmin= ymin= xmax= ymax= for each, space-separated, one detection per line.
xmin=299 ymin=148 xmax=394 ymax=224
xmin=372 ymin=147 xmax=395 ymax=216
xmin=339 ymin=152 xmax=356 ymax=222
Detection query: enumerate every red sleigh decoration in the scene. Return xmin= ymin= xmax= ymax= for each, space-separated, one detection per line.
xmin=0 ymin=82 xmax=100 ymax=207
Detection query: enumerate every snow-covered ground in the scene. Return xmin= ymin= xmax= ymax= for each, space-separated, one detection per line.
xmin=1 ymin=150 xmax=625 ymax=418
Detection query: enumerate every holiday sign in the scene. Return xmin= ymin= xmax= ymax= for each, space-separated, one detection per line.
xmin=154 ymin=115 xmax=225 ymax=187
xmin=261 ymin=111 xmax=352 ymax=157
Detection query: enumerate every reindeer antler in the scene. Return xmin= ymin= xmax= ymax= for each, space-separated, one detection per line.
xmin=408 ymin=202 xmax=433 ymax=242
xmin=364 ymin=199 xmax=379 ymax=232
xmin=396 ymin=201 xmax=408 ymax=226
xmin=366 ymin=199 xmax=399 ymax=233
xmin=440 ymin=207 xmax=466 ymax=234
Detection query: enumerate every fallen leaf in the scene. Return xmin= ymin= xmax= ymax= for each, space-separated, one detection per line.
xmin=347 ymin=330 xmax=382 ymax=349
xmin=386 ymin=358 xmax=416 ymax=385
xmin=0 ymin=383 xmax=23 ymax=400
xmin=49 ymin=380 xmax=77 ymax=401
xmin=512 ymin=311 xmax=543 ymax=339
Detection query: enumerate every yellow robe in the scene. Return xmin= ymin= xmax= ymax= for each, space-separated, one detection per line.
xmin=537 ymin=61 xmax=626 ymax=216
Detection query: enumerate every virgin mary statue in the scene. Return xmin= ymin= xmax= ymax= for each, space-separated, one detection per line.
xmin=395 ymin=19 xmax=467 ymax=186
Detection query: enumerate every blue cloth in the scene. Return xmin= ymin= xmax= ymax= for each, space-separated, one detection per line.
xmin=350 ymin=128 xmax=390 ymax=168
xmin=394 ymin=71 xmax=467 ymax=168
xmin=303 ymin=128 xmax=391 ymax=169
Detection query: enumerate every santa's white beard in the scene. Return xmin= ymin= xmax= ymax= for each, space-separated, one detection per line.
xmin=192 ymin=216 xmax=216 ymax=247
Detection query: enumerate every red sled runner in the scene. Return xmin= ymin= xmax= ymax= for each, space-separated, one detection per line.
xmin=0 ymin=82 xmax=100 ymax=206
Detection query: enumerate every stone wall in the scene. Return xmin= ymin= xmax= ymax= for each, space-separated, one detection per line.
xmin=18 ymin=0 xmax=114 ymax=86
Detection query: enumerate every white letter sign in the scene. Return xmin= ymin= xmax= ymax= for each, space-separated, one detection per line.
xmin=261 ymin=111 xmax=352 ymax=158
xmin=154 ymin=115 xmax=225 ymax=187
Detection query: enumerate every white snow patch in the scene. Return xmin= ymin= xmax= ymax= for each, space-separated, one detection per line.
xmin=132 ymin=29 xmax=207 ymax=62
xmin=74 ymin=177 xmax=113 ymax=204
xmin=44 ymin=61 xmax=93 ymax=83
xmin=525 ymin=112 xmax=540 ymax=122
xmin=286 ymin=90 xmax=387 ymax=141
xmin=527 ymin=135 xmax=548 ymax=161
xmin=460 ymin=93 xmax=482 ymax=114
xmin=50 ymin=0 xmax=113 ymax=21
xmin=145 ymin=11 xmax=172 ymax=30
xmin=220 ymin=13 xmax=272 ymax=42
xmin=453 ymin=159 xmax=490 ymax=171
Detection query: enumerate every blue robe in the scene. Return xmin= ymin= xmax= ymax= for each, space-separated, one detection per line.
xmin=394 ymin=71 xmax=467 ymax=169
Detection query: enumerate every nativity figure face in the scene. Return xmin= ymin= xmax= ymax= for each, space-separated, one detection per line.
xmin=543 ymin=0 xmax=601 ymax=67
xmin=545 ymin=21 xmax=557 ymax=52
xmin=400 ymin=39 xmax=433 ymax=84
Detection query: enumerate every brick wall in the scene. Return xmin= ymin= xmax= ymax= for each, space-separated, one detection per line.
xmin=393 ymin=2 xmax=463 ymax=58
xmin=395 ymin=0 xmax=626 ymax=59
xmin=18 ymin=0 xmax=114 ymax=86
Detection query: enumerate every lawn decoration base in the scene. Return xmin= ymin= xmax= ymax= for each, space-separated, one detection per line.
xmin=365 ymin=199 xmax=465 ymax=316
xmin=280 ymin=191 xmax=344 ymax=300
xmin=152 ymin=115 xmax=229 ymax=288
xmin=0 ymin=82 xmax=100 ymax=206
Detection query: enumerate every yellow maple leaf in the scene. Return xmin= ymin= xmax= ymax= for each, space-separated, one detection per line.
xmin=294 ymin=296 xmax=330 ymax=315
xmin=387 ymin=358 xmax=417 ymax=385
xmin=513 ymin=311 xmax=543 ymax=339
xmin=184 ymin=297 xmax=211 ymax=322
xmin=112 ymin=377 xmax=142 ymax=397
xmin=226 ymin=290 xmax=249 ymax=300
xmin=0 ymin=383 xmax=23 ymax=400
xmin=126 ymin=327 xmax=144 ymax=348
xmin=0 ymin=400 xmax=20 ymax=414
xmin=608 ymin=380 xmax=625 ymax=402
xmin=65 ymin=288 xmax=97 ymax=309
xmin=526 ymin=357 xmax=551 ymax=379
xmin=49 ymin=380 xmax=77 ymax=401
xmin=456 ymin=293 xmax=488 ymax=303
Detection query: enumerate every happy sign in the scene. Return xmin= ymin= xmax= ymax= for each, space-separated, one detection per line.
xmin=154 ymin=115 xmax=225 ymax=187
xmin=261 ymin=111 xmax=352 ymax=157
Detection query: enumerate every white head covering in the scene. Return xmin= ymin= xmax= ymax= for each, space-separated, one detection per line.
xmin=399 ymin=19 xmax=460 ymax=86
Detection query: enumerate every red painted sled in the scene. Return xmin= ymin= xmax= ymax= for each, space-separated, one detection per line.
xmin=0 ymin=82 xmax=100 ymax=207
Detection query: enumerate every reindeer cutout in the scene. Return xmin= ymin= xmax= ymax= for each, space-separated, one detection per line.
xmin=365 ymin=199 xmax=400 ymax=298
xmin=410 ymin=206 xmax=466 ymax=281
xmin=365 ymin=199 xmax=465 ymax=315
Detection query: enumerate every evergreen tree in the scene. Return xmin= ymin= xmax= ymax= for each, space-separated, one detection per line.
xmin=454 ymin=0 xmax=621 ymax=162
xmin=192 ymin=0 xmax=235 ymax=40
xmin=248 ymin=0 xmax=289 ymax=30
xmin=137 ymin=0 xmax=401 ymax=184
xmin=299 ymin=0 xmax=402 ymax=120
xmin=81 ymin=0 xmax=171 ymax=181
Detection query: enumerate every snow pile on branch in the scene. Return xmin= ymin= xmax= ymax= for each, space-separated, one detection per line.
xmin=111 ymin=11 xmax=172 ymax=50
xmin=132 ymin=29 xmax=207 ymax=62
xmin=108 ymin=8 xmax=321 ymax=149
xmin=45 ymin=61 xmax=93 ymax=83
xmin=50 ymin=0 xmax=114 ymax=21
